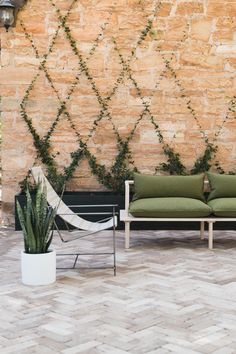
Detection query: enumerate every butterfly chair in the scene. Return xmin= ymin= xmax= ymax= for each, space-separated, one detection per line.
xmin=31 ymin=166 xmax=118 ymax=275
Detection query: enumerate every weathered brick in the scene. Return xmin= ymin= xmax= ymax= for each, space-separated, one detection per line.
xmin=207 ymin=2 xmax=236 ymax=17
xmin=191 ymin=19 xmax=212 ymax=41
xmin=176 ymin=2 xmax=204 ymax=15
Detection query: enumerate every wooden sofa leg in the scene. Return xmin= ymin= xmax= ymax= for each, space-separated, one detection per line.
xmin=125 ymin=222 xmax=130 ymax=249
xmin=200 ymin=221 xmax=205 ymax=240
xmin=208 ymin=222 xmax=214 ymax=250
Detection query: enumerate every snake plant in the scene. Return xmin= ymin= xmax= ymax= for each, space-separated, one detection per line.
xmin=17 ymin=182 xmax=57 ymax=254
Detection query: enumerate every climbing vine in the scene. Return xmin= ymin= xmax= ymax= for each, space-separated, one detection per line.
xmin=19 ymin=0 xmax=236 ymax=194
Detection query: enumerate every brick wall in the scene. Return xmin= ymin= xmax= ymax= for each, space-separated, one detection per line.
xmin=1 ymin=0 xmax=236 ymax=224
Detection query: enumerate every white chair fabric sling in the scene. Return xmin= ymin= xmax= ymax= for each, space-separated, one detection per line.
xmin=31 ymin=166 xmax=117 ymax=233
xmin=31 ymin=166 xmax=117 ymax=274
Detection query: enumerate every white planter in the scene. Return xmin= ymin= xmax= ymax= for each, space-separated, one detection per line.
xmin=21 ymin=250 xmax=56 ymax=286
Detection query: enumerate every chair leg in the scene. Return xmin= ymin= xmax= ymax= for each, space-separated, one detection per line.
xmin=125 ymin=222 xmax=130 ymax=249
xmin=112 ymin=213 xmax=116 ymax=276
xmin=208 ymin=222 xmax=214 ymax=250
xmin=200 ymin=221 xmax=205 ymax=240
xmin=73 ymin=254 xmax=79 ymax=269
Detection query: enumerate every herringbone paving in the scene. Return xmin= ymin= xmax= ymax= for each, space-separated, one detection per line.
xmin=1 ymin=228 xmax=236 ymax=353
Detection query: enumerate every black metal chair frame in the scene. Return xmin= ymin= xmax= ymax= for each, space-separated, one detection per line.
xmin=54 ymin=204 xmax=118 ymax=276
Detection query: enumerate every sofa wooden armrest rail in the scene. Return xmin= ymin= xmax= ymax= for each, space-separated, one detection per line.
xmin=120 ymin=178 xmax=236 ymax=250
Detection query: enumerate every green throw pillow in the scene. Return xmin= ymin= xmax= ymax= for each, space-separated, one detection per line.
xmin=207 ymin=172 xmax=236 ymax=201
xmin=133 ymin=172 xmax=205 ymax=201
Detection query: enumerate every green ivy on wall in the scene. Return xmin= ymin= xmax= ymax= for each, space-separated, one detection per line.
xmin=19 ymin=0 xmax=236 ymax=193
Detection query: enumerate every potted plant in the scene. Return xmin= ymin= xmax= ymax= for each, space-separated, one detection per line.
xmin=16 ymin=182 xmax=57 ymax=286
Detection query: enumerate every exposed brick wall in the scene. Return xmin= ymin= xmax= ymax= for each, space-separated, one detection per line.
xmin=1 ymin=0 xmax=236 ymax=224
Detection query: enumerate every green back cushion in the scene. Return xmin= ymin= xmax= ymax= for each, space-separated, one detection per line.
xmin=207 ymin=173 xmax=236 ymax=201
xmin=133 ymin=173 xmax=205 ymax=201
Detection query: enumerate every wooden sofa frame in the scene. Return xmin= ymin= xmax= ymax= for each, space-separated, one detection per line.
xmin=120 ymin=180 xmax=236 ymax=250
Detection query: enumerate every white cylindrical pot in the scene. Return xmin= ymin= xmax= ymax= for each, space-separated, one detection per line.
xmin=21 ymin=250 xmax=56 ymax=286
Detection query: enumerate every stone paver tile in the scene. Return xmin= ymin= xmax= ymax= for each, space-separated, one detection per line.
xmin=1 ymin=229 xmax=236 ymax=354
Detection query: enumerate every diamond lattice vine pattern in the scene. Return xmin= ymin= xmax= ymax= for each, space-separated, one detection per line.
xmin=18 ymin=0 xmax=236 ymax=191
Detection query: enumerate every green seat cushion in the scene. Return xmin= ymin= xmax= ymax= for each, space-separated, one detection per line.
xmin=133 ymin=173 xmax=205 ymax=201
xmin=129 ymin=197 xmax=212 ymax=218
xmin=207 ymin=172 xmax=236 ymax=201
xmin=208 ymin=198 xmax=236 ymax=217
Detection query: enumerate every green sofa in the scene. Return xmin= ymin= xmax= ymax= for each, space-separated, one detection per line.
xmin=120 ymin=172 xmax=236 ymax=249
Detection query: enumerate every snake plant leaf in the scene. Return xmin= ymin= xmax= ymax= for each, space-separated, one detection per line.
xmin=16 ymin=201 xmax=29 ymax=253
xmin=25 ymin=188 xmax=37 ymax=253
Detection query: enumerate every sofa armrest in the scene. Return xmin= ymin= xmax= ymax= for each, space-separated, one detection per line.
xmin=125 ymin=180 xmax=134 ymax=216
